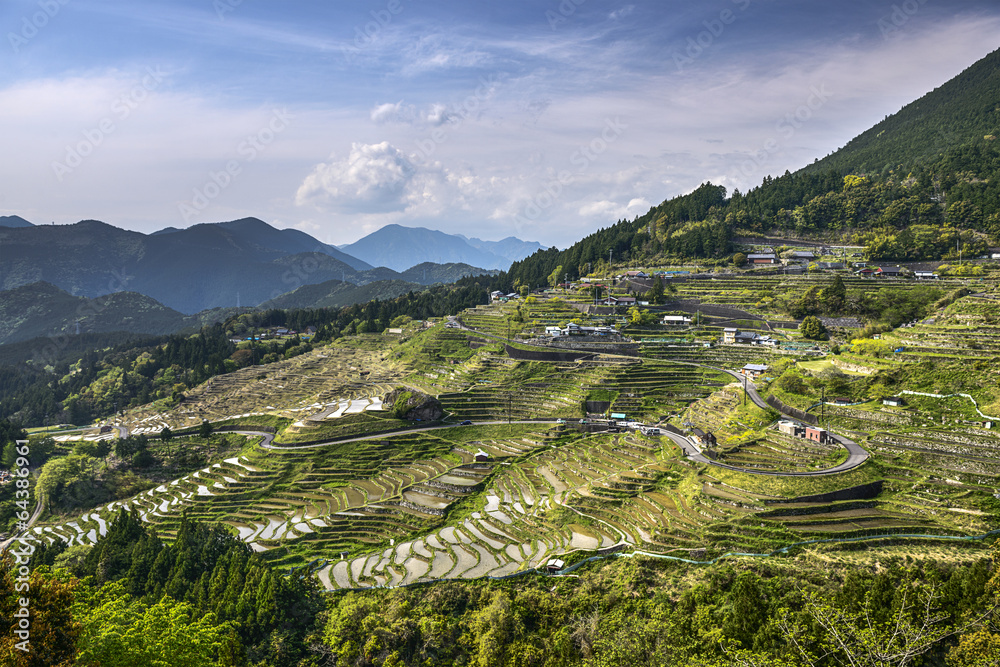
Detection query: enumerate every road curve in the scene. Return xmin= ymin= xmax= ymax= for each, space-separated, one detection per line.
xmin=451 ymin=319 xmax=870 ymax=477
xmin=669 ymin=361 xmax=869 ymax=476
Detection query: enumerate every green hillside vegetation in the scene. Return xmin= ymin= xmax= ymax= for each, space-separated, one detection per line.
xmin=8 ymin=45 xmax=1000 ymax=667
xmin=259 ymin=278 xmax=427 ymax=310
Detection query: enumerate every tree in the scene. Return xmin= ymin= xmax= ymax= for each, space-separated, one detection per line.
xmin=73 ymin=581 xmax=230 ymax=667
xmin=732 ymin=253 xmax=747 ymax=267
xmin=518 ymin=284 xmax=530 ymax=298
xmin=548 ymin=265 xmax=564 ymax=289
xmin=160 ymin=426 xmax=172 ymax=442
xmin=0 ymin=560 xmax=81 ymax=666
xmin=800 ymin=316 xmax=827 ymax=341
xmin=199 ymin=421 xmax=212 ymax=439
xmin=783 ymin=586 xmax=954 ymax=667
xmin=645 ymin=276 xmax=666 ymax=304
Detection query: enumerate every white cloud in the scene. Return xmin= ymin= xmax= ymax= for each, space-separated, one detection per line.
xmin=296 ymin=142 xmax=419 ymax=213
xmin=370 ymin=101 xmax=416 ymax=124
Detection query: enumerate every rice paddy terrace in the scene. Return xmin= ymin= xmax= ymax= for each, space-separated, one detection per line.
xmin=19 ymin=290 xmax=1000 ymax=589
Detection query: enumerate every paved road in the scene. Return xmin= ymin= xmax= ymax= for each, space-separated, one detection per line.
xmin=244 ymin=420 xmax=560 ymax=451
xmin=451 ymin=321 xmax=871 ymax=477
xmin=0 ymin=496 xmax=44 ymax=553
xmin=671 ymin=362 xmax=869 ymax=476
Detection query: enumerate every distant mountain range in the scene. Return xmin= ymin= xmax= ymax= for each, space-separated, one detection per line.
xmin=0 ymin=218 xmax=498 ymax=314
xmin=0 ymin=215 xmax=34 ymax=228
xmin=339 ymin=224 xmax=545 ymax=271
xmin=0 ymin=281 xmax=211 ymax=346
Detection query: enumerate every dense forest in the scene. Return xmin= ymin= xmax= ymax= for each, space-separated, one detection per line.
xmin=3 ymin=510 xmax=999 ymax=665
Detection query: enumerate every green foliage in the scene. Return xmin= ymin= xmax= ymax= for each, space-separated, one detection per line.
xmin=73 ymin=580 xmax=230 ymax=667
xmin=799 ymin=316 xmax=827 ymax=341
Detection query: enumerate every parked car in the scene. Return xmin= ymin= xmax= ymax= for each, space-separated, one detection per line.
xmin=460 ymin=420 xmax=473 ymax=425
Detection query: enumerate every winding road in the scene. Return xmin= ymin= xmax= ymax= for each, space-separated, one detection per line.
xmin=452 ymin=316 xmax=870 ymax=477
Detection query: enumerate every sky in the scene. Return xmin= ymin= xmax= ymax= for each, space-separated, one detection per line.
xmin=0 ymin=0 xmax=998 ymax=249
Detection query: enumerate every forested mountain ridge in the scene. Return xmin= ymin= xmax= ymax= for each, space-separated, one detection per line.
xmin=503 ymin=48 xmax=1000 ymax=288
xmin=0 ymin=218 xmax=493 ymax=313
xmin=806 ymin=47 xmax=1000 ymax=174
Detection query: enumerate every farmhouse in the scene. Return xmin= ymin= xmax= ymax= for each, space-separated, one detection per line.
xmin=741 ymin=363 xmax=769 ymax=379
xmin=691 ymin=428 xmax=717 ymax=447
xmin=831 ymin=397 xmax=852 ymax=406
xmin=475 ymin=450 xmax=491 ymax=462
xmin=602 ymin=296 xmax=637 ymax=306
xmin=876 ymin=266 xmax=904 ymax=277
xmin=662 ymin=314 xmax=692 ymax=326
xmin=883 ymin=396 xmax=906 ymax=407
xmin=804 ymin=426 xmax=830 ymax=444
xmin=789 ymin=251 xmax=816 ymax=261
xmin=914 ymin=271 xmax=939 ymax=280
xmin=747 ymin=253 xmax=777 ymax=265
xmin=778 ymin=420 xmax=804 ymax=437
xmin=722 ymin=328 xmax=738 ymax=344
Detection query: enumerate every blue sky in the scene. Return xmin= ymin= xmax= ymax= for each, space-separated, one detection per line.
xmin=1 ymin=0 xmax=998 ymax=247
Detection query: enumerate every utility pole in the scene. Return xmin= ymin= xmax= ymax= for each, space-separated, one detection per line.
xmin=743 ymin=373 xmax=747 ymax=407
xmin=821 ymin=387 xmax=826 ymax=426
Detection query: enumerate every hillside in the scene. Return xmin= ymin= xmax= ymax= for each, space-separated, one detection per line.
xmin=399 ymin=261 xmax=500 ymax=284
xmin=502 ymin=49 xmax=1000 ymax=289
xmin=0 ymin=218 xmax=493 ymax=313
xmin=807 ymin=47 xmax=1000 ymax=174
xmin=340 ymin=224 xmax=543 ymax=271
xmin=0 ymin=215 xmax=33 ymax=228
xmin=0 ymin=282 xmax=203 ymax=345
xmin=258 ymin=278 xmax=425 ymax=310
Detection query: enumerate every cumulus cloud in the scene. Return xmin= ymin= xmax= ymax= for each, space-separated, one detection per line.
xmin=295 ymin=142 xmax=418 ymax=213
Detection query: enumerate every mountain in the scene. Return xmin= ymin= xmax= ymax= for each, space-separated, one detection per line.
xmin=502 ymin=49 xmax=1000 ymax=284
xmin=0 ymin=218 xmax=424 ymax=313
xmin=398 ymin=262 xmax=500 ymax=284
xmin=460 ymin=235 xmax=546 ymax=263
xmin=340 ymin=224 xmax=543 ymax=271
xmin=0 ymin=215 xmax=34 ymax=228
xmin=807 ymin=47 xmax=1000 ymax=174
xmin=0 ymin=282 xmax=204 ymax=346
xmin=258 ymin=279 xmax=425 ymax=310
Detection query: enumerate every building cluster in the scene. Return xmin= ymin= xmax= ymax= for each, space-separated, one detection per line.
xmin=778 ymin=420 xmax=831 ymax=444
xmin=545 ymin=322 xmax=618 ymax=338
xmin=228 ymin=326 xmax=316 ymax=344
xmin=723 ymin=328 xmax=779 ymax=347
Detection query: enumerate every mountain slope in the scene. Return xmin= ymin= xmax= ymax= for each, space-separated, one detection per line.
xmin=0 ymin=215 xmax=34 ymax=228
xmin=461 ymin=235 xmax=546 ymax=263
xmin=0 ymin=282 xmax=201 ymax=346
xmin=807 ymin=47 xmax=1000 ymax=174
xmin=341 ymin=224 xmax=542 ymax=271
xmin=398 ymin=262 xmax=500 ymax=284
xmin=259 ymin=278 xmax=426 ymax=310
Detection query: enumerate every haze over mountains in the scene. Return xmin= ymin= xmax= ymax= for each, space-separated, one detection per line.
xmin=0 ymin=218 xmax=512 ymax=314
xmin=339 ymin=224 xmax=546 ymax=271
